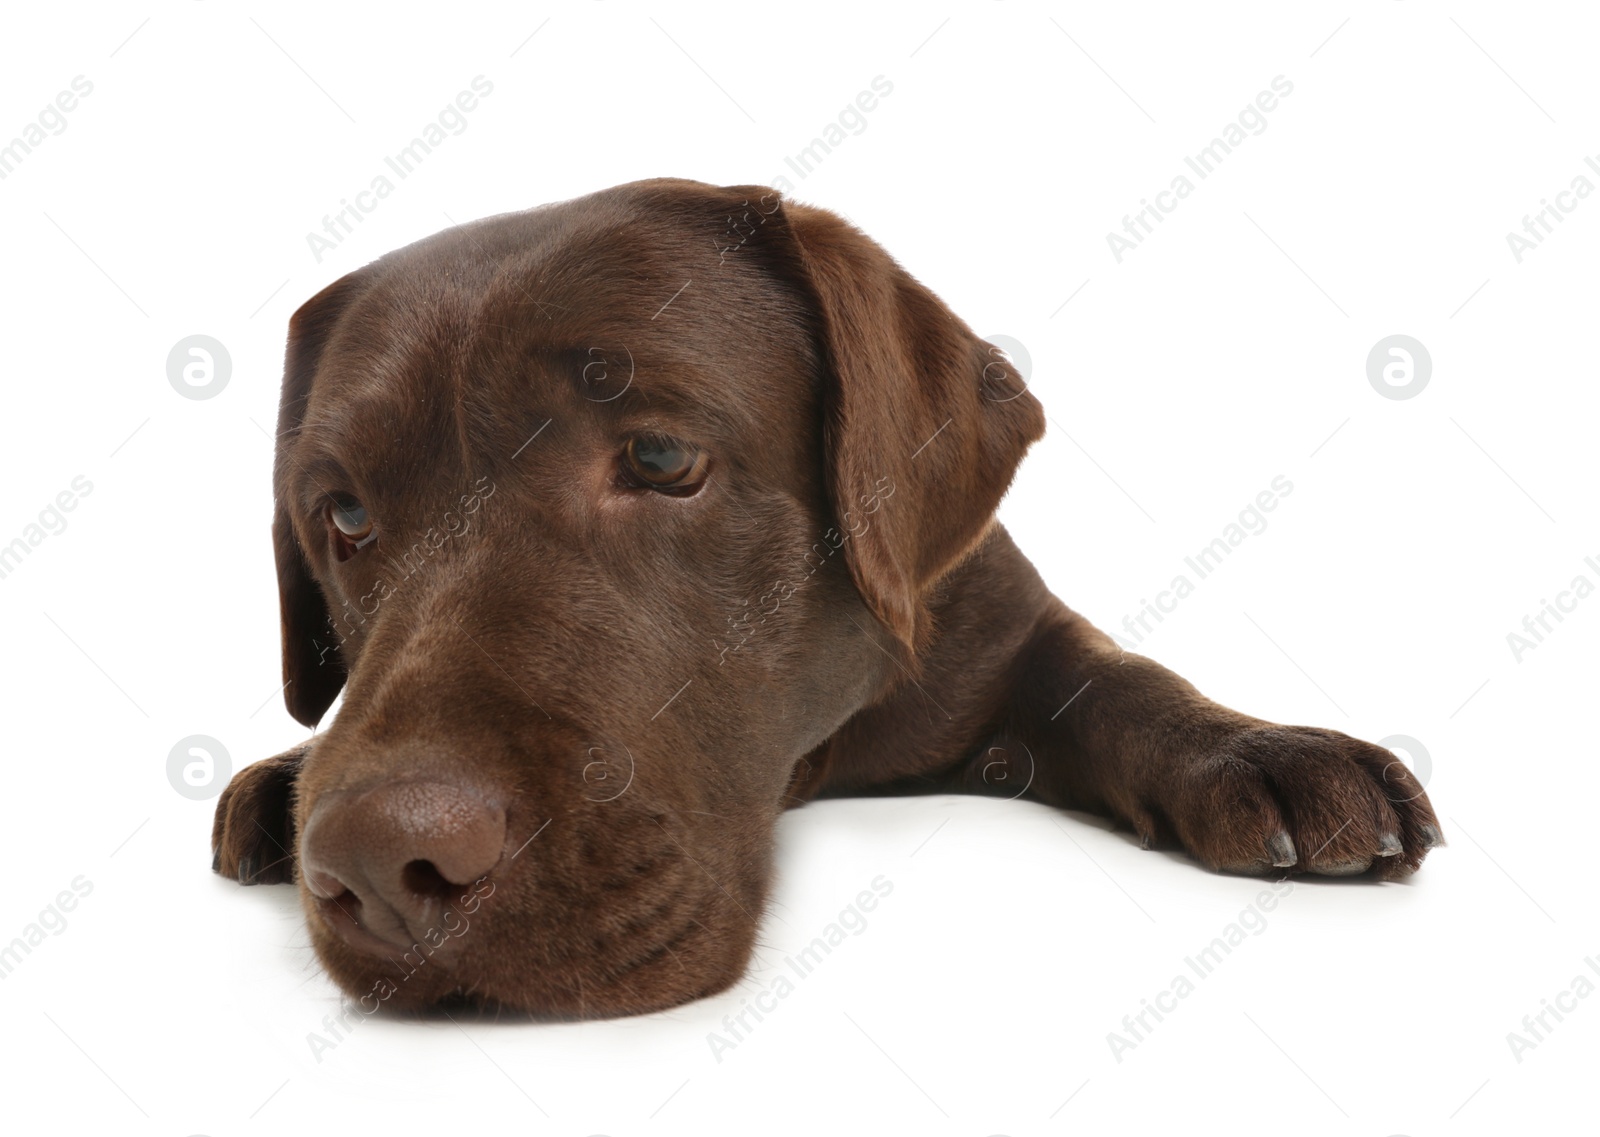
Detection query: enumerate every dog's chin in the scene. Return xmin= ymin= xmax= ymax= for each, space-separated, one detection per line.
xmin=303 ymin=889 xmax=758 ymax=1019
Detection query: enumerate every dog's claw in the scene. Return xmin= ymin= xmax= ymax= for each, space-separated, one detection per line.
xmin=1376 ymin=833 xmax=1403 ymax=857
xmin=1267 ymin=831 xmax=1297 ymax=868
xmin=1419 ymin=824 xmax=1444 ymax=849
xmin=238 ymin=856 xmax=256 ymax=885
xmin=211 ymin=847 xmax=221 ymax=873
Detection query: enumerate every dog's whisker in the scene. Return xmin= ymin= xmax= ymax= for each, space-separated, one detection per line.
xmin=649 ymin=817 xmax=771 ymax=930
xmin=251 ymin=851 xmax=295 ymax=877
xmin=250 ymin=816 xmax=292 ymax=857
xmin=653 ymin=808 xmax=735 ymax=822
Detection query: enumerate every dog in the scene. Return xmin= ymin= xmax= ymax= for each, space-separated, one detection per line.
xmin=213 ymin=178 xmax=1441 ymax=1018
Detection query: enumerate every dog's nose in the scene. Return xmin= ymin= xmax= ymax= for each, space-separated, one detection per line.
xmin=300 ymin=780 xmax=506 ymax=955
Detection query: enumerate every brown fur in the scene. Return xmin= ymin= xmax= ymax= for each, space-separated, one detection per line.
xmin=213 ymin=178 xmax=1441 ymax=1018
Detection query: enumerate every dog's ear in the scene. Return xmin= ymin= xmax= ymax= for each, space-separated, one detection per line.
xmin=767 ymin=197 xmax=1046 ymax=650
xmin=274 ymin=272 xmax=367 ymax=726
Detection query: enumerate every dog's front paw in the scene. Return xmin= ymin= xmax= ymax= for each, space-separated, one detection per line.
xmin=1150 ymin=725 xmax=1441 ymax=880
xmin=211 ymin=744 xmax=309 ymax=885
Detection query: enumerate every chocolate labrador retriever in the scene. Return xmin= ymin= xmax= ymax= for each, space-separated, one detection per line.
xmin=213 ymin=178 xmax=1440 ymax=1018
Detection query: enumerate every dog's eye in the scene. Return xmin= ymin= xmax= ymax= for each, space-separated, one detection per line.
xmin=622 ymin=436 xmax=708 ymax=492
xmin=328 ymin=493 xmax=376 ymax=548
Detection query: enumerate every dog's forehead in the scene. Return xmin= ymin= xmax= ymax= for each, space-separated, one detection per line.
xmin=312 ymin=193 xmax=815 ymax=435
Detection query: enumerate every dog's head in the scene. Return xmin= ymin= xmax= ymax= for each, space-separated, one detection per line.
xmin=272 ymin=178 xmax=1044 ymax=1015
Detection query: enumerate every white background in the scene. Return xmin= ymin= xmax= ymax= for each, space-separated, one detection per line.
xmin=1 ymin=2 xmax=1595 ymax=1134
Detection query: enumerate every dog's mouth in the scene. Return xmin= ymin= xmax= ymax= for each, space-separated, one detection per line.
xmin=304 ymin=887 xmax=752 ymax=1018
xmin=295 ymin=801 xmax=768 ymax=1018
xmin=308 ymin=881 xmax=480 ymax=969
xmin=311 ymin=890 xmax=414 ymax=961
xmin=410 ymin=911 xmax=720 ymax=1023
